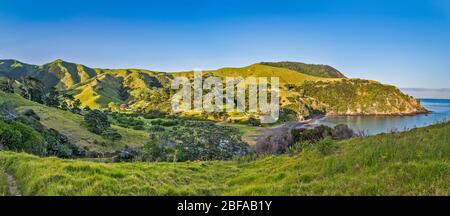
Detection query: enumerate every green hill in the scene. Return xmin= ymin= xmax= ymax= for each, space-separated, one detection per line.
xmin=40 ymin=59 xmax=97 ymax=89
xmin=1 ymin=121 xmax=448 ymax=195
xmin=297 ymin=79 xmax=428 ymax=115
xmin=0 ymin=59 xmax=427 ymax=118
xmin=0 ymin=59 xmax=97 ymax=89
xmin=0 ymin=59 xmax=41 ymax=79
xmin=260 ymin=61 xmax=346 ymax=78
xmin=171 ymin=63 xmax=329 ymax=84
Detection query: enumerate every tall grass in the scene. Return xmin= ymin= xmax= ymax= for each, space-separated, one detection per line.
xmin=0 ymin=122 xmax=449 ymax=196
xmin=0 ymin=168 xmax=9 ymax=195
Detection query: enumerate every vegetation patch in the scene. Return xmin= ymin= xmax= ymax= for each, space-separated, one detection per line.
xmin=0 ymin=122 xmax=448 ymax=195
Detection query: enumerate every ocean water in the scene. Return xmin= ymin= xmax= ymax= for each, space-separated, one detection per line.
xmin=317 ymin=99 xmax=450 ymax=135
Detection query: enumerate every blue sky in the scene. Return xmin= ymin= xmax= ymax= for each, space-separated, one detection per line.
xmin=0 ymin=0 xmax=449 ymax=88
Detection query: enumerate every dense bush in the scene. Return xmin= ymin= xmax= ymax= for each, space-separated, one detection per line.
xmin=151 ymin=119 xmax=179 ymax=127
xmin=140 ymin=120 xmax=248 ymax=162
xmin=292 ymin=124 xmax=354 ymax=143
xmin=140 ymin=133 xmax=176 ymax=162
xmin=248 ymin=117 xmax=261 ymax=126
xmin=0 ymin=120 xmax=46 ymax=155
xmin=142 ymin=110 xmax=166 ymax=119
xmin=291 ymin=125 xmax=333 ymax=143
xmin=84 ymin=110 xmax=110 ymax=134
xmin=332 ymin=124 xmax=354 ymax=140
xmin=109 ymin=112 xmax=145 ymax=130
xmin=45 ymin=128 xmax=83 ymax=158
xmin=149 ymin=125 xmax=165 ymax=132
xmin=84 ymin=110 xmax=122 ymax=141
xmin=253 ymin=128 xmax=294 ymax=154
xmin=0 ymin=105 xmax=84 ymax=158
xmin=0 ymin=102 xmax=18 ymax=123
xmin=255 ymin=124 xmax=354 ymax=155
xmin=297 ymin=79 xmax=419 ymax=114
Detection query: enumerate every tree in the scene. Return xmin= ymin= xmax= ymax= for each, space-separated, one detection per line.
xmin=0 ymin=78 xmax=15 ymax=93
xmin=0 ymin=120 xmax=46 ymax=155
xmin=141 ymin=132 xmax=174 ymax=162
xmin=84 ymin=110 xmax=110 ymax=135
xmin=84 ymin=110 xmax=122 ymax=141
xmin=102 ymin=128 xmax=122 ymax=142
xmin=0 ymin=102 xmax=18 ymax=123
xmin=61 ymin=93 xmax=81 ymax=113
xmin=19 ymin=76 xmax=45 ymax=103
xmin=43 ymin=87 xmax=60 ymax=107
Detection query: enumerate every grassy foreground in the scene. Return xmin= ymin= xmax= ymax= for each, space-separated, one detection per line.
xmin=0 ymin=168 xmax=9 ymax=195
xmin=0 ymin=122 xmax=449 ymax=196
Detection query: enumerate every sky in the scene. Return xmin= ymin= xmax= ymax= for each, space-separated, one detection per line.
xmin=0 ymin=0 xmax=449 ymax=89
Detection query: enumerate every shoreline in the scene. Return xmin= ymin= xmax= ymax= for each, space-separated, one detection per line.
xmin=324 ymin=109 xmax=430 ymax=117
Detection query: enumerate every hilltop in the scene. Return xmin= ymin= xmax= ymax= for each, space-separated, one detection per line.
xmin=260 ymin=61 xmax=346 ymax=78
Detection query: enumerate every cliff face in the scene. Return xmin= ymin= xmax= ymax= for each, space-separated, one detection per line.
xmin=297 ymin=79 xmax=428 ymax=116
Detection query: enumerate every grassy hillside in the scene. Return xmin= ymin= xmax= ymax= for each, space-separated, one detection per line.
xmin=70 ymin=68 xmax=171 ymax=110
xmin=0 ymin=91 xmax=148 ymax=153
xmin=172 ymin=63 xmax=328 ymax=85
xmin=0 ymin=59 xmax=97 ymax=89
xmin=40 ymin=59 xmax=97 ymax=89
xmin=0 ymin=122 xmax=448 ymax=195
xmin=260 ymin=61 xmax=346 ymax=78
xmin=0 ymin=60 xmax=41 ymax=79
xmin=297 ymin=79 xmax=428 ymax=115
xmin=0 ymin=59 xmax=426 ymax=119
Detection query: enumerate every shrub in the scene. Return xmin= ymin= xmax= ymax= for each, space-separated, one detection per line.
xmin=102 ymin=128 xmax=122 ymax=142
xmin=22 ymin=109 xmax=40 ymax=120
xmin=253 ymin=128 xmax=294 ymax=154
xmin=332 ymin=124 xmax=354 ymax=140
xmin=109 ymin=112 xmax=145 ymax=130
xmin=45 ymin=129 xmax=81 ymax=158
xmin=149 ymin=125 xmax=165 ymax=132
xmin=316 ymin=138 xmax=338 ymax=155
xmin=140 ymin=133 xmax=175 ymax=162
xmin=248 ymin=117 xmax=261 ymax=126
xmin=84 ymin=110 xmax=122 ymax=141
xmin=84 ymin=110 xmax=110 ymax=135
xmin=143 ymin=111 xmax=166 ymax=119
xmin=141 ymin=120 xmax=248 ymax=162
xmin=292 ymin=124 xmax=354 ymax=143
xmin=291 ymin=125 xmax=333 ymax=144
xmin=151 ymin=119 xmax=179 ymax=127
xmin=0 ymin=102 xmax=18 ymax=123
xmin=0 ymin=120 xmax=46 ymax=155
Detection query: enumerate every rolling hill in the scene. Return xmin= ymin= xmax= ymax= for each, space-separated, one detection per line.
xmin=0 ymin=59 xmax=97 ymax=89
xmin=0 ymin=59 xmax=427 ymax=119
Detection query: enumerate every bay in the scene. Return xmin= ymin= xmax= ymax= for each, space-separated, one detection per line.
xmin=317 ymin=99 xmax=450 ymax=135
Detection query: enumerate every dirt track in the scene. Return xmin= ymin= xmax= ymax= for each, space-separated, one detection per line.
xmin=5 ymin=172 xmax=21 ymax=196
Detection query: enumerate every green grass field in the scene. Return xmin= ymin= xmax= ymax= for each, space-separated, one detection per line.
xmin=0 ymin=122 xmax=448 ymax=196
